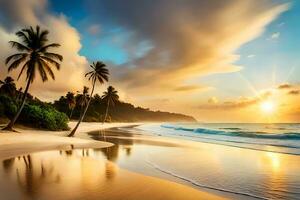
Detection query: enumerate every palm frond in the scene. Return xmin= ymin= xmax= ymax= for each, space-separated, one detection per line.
xmin=17 ymin=61 xmax=30 ymax=80
xmin=40 ymin=56 xmax=60 ymax=70
xmin=5 ymin=53 xmax=28 ymax=64
xmin=39 ymin=43 xmax=60 ymax=53
xmin=37 ymin=60 xmax=48 ymax=82
xmin=40 ymin=59 xmax=55 ymax=80
xmin=9 ymin=41 xmax=30 ymax=51
xmin=39 ymin=30 xmax=49 ymax=42
xmin=85 ymin=71 xmax=93 ymax=77
xmin=43 ymin=52 xmax=63 ymax=61
xmin=16 ymin=31 xmax=30 ymax=46
xmin=26 ymin=65 xmax=36 ymax=83
xmin=8 ymin=55 xmax=28 ymax=72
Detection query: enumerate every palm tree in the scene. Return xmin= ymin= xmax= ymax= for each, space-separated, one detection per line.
xmin=68 ymin=61 xmax=109 ymax=137
xmin=0 ymin=76 xmax=16 ymax=97
xmin=66 ymin=92 xmax=76 ymax=118
xmin=2 ymin=26 xmax=63 ymax=131
xmin=102 ymin=86 xmax=119 ymax=123
xmin=76 ymin=86 xmax=89 ymax=117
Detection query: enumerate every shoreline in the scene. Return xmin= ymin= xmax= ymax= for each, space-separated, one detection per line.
xmin=0 ymin=122 xmax=140 ymax=160
xmin=0 ymin=122 xmax=228 ymax=200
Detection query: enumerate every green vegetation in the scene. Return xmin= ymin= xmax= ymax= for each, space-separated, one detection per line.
xmin=68 ymin=61 xmax=109 ymax=137
xmin=102 ymin=86 xmax=119 ymax=123
xmin=2 ymin=26 xmax=63 ymax=131
xmin=1 ymin=25 xmax=195 ymax=133
xmin=54 ymin=87 xmax=196 ymax=123
xmin=0 ymin=93 xmax=69 ymax=131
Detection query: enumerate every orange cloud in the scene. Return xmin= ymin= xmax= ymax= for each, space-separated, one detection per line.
xmin=0 ymin=0 xmax=89 ymax=100
xmin=278 ymin=83 xmax=292 ymax=89
xmin=288 ymin=90 xmax=300 ymax=95
xmin=174 ymin=85 xmax=203 ymax=92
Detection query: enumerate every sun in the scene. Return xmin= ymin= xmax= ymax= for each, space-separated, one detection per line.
xmin=260 ymin=101 xmax=275 ymax=114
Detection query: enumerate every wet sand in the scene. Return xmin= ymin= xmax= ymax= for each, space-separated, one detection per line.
xmin=0 ymin=122 xmax=227 ymax=200
xmin=88 ymin=126 xmax=300 ymax=200
xmin=0 ymin=122 xmax=139 ymax=159
xmin=0 ymin=150 xmax=226 ymax=200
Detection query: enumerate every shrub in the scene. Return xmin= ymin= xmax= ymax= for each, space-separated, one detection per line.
xmin=0 ymin=95 xmax=17 ymax=118
xmin=0 ymin=94 xmax=69 ymax=131
xmin=19 ymin=104 xmax=69 ymax=131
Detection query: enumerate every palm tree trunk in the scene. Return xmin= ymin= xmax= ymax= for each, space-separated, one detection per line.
xmin=68 ymin=79 xmax=95 ymax=137
xmin=69 ymin=107 xmax=74 ymax=119
xmin=2 ymin=76 xmax=32 ymax=131
xmin=103 ymin=100 xmax=110 ymax=124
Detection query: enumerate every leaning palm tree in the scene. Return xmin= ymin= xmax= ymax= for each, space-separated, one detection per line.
xmin=2 ymin=26 xmax=63 ymax=131
xmin=0 ymin=76 xmax=16 ymax=97
xmin=66 ymin=92 xmax=76 ymax=118
xmin=68 ymin=61 xmax=109 ymax=137
xmin=102 ymin=86 xmax=119 ymax=123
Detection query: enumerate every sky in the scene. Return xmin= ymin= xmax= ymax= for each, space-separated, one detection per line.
xmin=0 ymin=0 xmax=299 ymax=122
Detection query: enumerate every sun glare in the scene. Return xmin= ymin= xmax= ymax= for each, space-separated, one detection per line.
xmin=260 ymin=101 xmax=275 ymax=114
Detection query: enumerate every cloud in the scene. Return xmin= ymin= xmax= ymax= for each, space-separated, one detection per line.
xmin=199 ymin=91 xmax=271 ymax=110
xmin=88 ymin=24 xmax=101 ymax=35
xmin=288 ymin=90 xmax=300 ymax=95
xmin=87 ymin=0 xmax=289 ymax=101
xmin=174 ymin=85 xmax=203 ymax=92
xmin=278 ymin=83 xmax=292 ymax=89
xmin=0 ymin=0 xmax=89 ymax=100
xmin=269 ymin=32 xmax=280 ymax=40
xmin=247 ymin=54 xmax=256 ymax=58
xmin=208 ymin=97 xmax=218 ymax=104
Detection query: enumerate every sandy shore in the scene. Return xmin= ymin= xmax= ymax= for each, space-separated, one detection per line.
xmin=0 ymin=122 xmax=139 ymax=159
xmin=0 ymin=122 xmax=227 ymax=200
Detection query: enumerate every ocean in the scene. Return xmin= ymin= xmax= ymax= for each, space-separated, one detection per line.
xmin=132 ymin=123 xmax=300 ymax=199
xmin=137 ymin=123 xmax=300 ymax=155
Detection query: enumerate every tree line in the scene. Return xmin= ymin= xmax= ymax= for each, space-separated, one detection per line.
xmin=1 ymin=25 xmax=195 ymax=136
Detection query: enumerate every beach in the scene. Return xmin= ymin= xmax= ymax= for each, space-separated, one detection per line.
xmin=0 ymin=122 xmax=227 ymax=200
xmin=89 ymin=124 xmax=300 ymax=200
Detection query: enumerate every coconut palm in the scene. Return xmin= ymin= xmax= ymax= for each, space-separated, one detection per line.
xmin=68 ymin=61 xmax=109 ymax=137
xmin=2 ymin=25 xmax=63 ymax=131
xmin=66 ymin=92 xmax=76 ymax=118
xmin=76 ymin=86 xmax=89 ymax=117
xmin=0 ymin=76 xmax=16 ymax=97
xmin=102 ymin=86 xmax=119 ymax=123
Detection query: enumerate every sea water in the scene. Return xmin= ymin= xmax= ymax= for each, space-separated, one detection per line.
xmin=137 ymin=123 xmax=300 ymax=155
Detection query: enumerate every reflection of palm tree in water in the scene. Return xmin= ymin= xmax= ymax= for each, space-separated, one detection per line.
xmin=2 ymin=157 xmax=15 ymax=173
xmin=105 ymin=161 xmax=117 ymax=180
xmin=14 ymin=155 xmax=61 ymax=197
xmin=91 ymin=129 xmax=135 ymax=162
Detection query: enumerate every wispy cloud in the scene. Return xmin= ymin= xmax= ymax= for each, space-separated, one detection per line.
xmin=174 ymin=85 xmax=202 ymax=92
xmin=199 ymin=91 xmax=271 ymax=110
xmin=269 ymin=32 xmax=280 ymax=40
xmin=208 ymin=97 xmax=219 ymax=104
xmin=87 ymin=24 xmax=101 ymax=35
xmin=288 ymin=90 xmax=300 ymax=95
xmin=278 ymin=83 xmax=292 ymax=89
xmin=89 ymin=1 xmax=290 ymax=101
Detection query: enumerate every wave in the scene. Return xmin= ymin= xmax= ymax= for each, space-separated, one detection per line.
xmin=146 ymin=160 xmax=267 ymax=200
xmin=161 ymin=125 xmax=300 ymax=140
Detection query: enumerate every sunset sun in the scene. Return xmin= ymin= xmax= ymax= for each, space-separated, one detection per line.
xmin=260 ymin=101 xmax=276 ymax=114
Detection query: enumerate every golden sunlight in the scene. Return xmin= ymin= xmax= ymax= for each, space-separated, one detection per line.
xmin=260 ymin=101 xmax=276 ymax=114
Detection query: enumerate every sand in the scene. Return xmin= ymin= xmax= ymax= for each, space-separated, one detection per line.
xmin=0 ymin=122 xmax=227 ymax=200
xmin=0 ymin=122 xmax=139 ymax=159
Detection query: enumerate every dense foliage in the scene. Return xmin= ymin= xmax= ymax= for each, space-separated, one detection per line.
xmin=0 ymin=75 xmax=195 ymax=131
xmin=0 ymin=94 xmax=69 ymax=130
xmin=53 ymin=91 xmax=196 ymax=123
